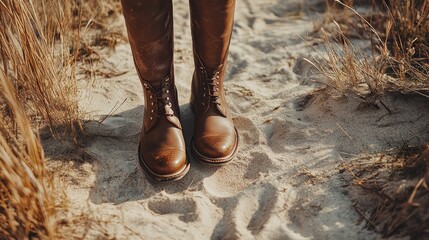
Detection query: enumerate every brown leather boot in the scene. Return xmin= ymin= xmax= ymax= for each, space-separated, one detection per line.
xmin=122 ymin=0 xmax=189 ymax=181
xmin=189 ymin=0 xmax=239 ymax=165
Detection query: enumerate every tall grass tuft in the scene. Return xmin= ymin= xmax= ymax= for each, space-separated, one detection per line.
xmin=0 ymin=0 xmax=72 ymax=238
xmin=0 ymin=0 xmax=79 ymax=138
xmin=0 ymin=71 xmax=56 ymax=238
xmin=0 ymin=0 xmax=121 ymax=238
xmin=382 ymin=0 xmax=429 ymax=90
xmin=311 ymin=0 xmax=429 ymax=103
xmin=308 ymin=26 xmax=390 ymax=103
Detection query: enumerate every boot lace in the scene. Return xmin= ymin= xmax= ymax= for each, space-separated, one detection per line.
xmin=144 ymin=78 xmax=174 ymax=120
xmin=200 ymin=66 xmax=221 ymax=105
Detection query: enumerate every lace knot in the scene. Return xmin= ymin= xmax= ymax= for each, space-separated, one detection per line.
xmin=144 ymin=78 xmax=174 ymax=120
xmin=200 ymin=67 xmax=221 ymax=105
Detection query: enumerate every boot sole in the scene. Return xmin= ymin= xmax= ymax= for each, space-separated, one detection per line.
xmin=191 ymin=127 xmax=239 ymax=166
xmin=138 ymin=142 xmax=190 ymax=182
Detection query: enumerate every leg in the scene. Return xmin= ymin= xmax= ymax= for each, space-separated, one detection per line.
xmin=189 ymin=0 xmax=239 ymax=164
xmin=122 ymin=0 xmax=189 ymax=181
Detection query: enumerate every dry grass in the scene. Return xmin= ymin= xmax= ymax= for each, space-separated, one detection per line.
xmin=311 ymin=0 xmax=429 ymax=103
xmin=312 ymin=0 xmax=369 ymax=40
xmin=339 ymin=145 xmax=429 ymax=238
xmin=313 ymin=1 xmax=429 ymax=238
xmin=0 ymin=69 xmax=57 ymax=238
xmin=308 ymin=27 xmax=390 ymax=103
xmin=0 ymin=0 xmax=76 ymax=238
xmin=382 ymin=0 xmax=429 ymax=91
xmin=0 ymin=0 xmax=79 ymax=138
xmin=0 ymin=0 xmax=122 ymax=238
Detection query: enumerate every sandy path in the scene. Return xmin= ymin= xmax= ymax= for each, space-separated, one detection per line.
xmin=45 ymin=0 xmax=429 ymax=239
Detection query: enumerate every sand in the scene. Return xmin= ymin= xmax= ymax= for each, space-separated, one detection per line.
xmin=45 ymin=0 xmax=429 ymax=239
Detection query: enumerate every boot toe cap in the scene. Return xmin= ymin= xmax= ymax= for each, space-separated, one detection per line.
xmin=143 ymin=149 xmax=187 ymax=177
xmin=194 ymin=135 xmax=235 ymax=159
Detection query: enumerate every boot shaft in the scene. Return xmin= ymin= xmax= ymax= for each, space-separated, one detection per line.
xmin=121 ymin=0 xmax=174 ymax=82
xmin=189 ymin=0 xmax=236 ymax=69
xmin=189 ymin=0 xmax=236 ymax=117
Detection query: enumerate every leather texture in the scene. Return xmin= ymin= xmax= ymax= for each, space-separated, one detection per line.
xmin=139 ymin=77 xmax=189 ymax=181
xmin=121 ymin=0 xmax=174 ymax=82
xmin=122 ymin=0 xmax=189 ymax=181
xmin=190 ymin=0 xmax=239 ymax=164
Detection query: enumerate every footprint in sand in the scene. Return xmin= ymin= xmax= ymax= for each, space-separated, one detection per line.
xmin=227 ymin=84 xmax=264 ymax=115
xmin=246 ymin=184 xmax=279 ymax=234
xmin=233 ymin=116 xmax=261 ymax=145
xmin=265 ymin=118 xmax=291 ymax=153
xmin=203 ymin=161 xmax=251 ymax=198
xmin=85 ymin=116 xmax=140 ymax=138
xmin=266 ymin=118 xmax=311 ymax=153
xmin=244 ymin=152 xmax=273 ymax=180
xmin=270 ymin=0 xmax=304 ymax=17
xmin=211 ymin=183 xmax=279 ymax=239
xmin=249 ymin=39 xmax=277 ymax=54
xmin=148 ymin=198 xmax=198 ymax=223
xmin=227 ymin=51 xmax=249 ymax=78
